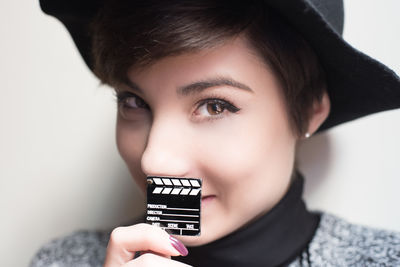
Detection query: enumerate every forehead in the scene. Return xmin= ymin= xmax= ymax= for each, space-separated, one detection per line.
xmin=124 ymin=36 xmax=276 ymax=95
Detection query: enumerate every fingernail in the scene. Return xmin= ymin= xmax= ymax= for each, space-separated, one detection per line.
xmin=169 ymin=236 xmax=188 ymax=256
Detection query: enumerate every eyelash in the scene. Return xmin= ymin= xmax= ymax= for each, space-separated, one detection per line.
xmin=114 ymin=91 xmax=241 ymax=121
xmin=194 ymin=96 xmax=240 ymax=121
xmin=115 ymin=91 xmax=149 ymax=110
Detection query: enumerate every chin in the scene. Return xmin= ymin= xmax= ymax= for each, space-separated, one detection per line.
xmin=174 ymin=231 xmax=215 ymax=247
xmin=173 ymin=222 xmax=231 ymax=247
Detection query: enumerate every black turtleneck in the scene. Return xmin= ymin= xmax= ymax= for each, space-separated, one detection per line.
xmin=174 ymin=171 xmax=320 ymax=267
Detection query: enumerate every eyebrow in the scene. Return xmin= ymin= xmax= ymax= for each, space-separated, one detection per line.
xmin=177 ymin=76 xmax=254 ymax=96
xmin=124 ymin=78 xmax=143 ymax=94
xmin=125 ymin=76 xmax=254 ymax=96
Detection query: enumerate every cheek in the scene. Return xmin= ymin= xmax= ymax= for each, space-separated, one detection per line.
xmin=194 ymin=101 xmax=295 ymax=204
xmin=116 ymin=118 xmax=150 ymax=190
xmin=198 ymin=113 xmax=293 ymax=178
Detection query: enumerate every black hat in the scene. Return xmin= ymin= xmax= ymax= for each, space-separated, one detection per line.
xmin=39 ymin=0 xmax=400 ymax=132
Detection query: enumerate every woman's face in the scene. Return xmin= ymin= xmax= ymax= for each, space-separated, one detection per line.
xmin=116 ymin=37 xmax=297 ymax=246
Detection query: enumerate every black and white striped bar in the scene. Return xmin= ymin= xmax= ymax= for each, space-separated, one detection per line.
xmin=146 ymin=176 xmax=202 ymax=236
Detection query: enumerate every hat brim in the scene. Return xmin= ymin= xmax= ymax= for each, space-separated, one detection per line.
xmin=39 ymin=0 xmax=400 ymax=133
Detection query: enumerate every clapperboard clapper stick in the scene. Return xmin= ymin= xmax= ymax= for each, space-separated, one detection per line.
xmin=146 ymin=176 xmax=202 ymax=236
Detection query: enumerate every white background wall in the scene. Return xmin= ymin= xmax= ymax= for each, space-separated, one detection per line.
xmin=0 ymin=1 xmax=399 ymax=266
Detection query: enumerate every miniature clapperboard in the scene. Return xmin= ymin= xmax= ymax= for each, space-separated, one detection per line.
xmin=146 ymin=176 xmax=202 ymax=236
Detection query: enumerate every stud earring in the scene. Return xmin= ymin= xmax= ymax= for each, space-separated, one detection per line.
xmin=305 ymin=132 xmax=311 ymax=138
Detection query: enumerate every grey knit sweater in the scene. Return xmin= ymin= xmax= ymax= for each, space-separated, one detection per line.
xmin=30 ymin=213 xmax=400 ymax=267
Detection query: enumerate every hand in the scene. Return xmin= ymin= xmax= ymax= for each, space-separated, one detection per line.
xmin=103 ymin=223 xmax=191 ymax=267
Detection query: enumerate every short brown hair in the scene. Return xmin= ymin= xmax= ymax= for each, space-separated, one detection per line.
xmin=91 ymin=0 xmax=326 ymax=138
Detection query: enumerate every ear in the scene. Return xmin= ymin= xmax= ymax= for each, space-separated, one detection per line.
xmin=305 ymin=90 xmax=331 ymax=138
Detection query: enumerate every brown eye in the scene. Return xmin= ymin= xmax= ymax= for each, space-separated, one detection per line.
xmin=116 ymin=91 xmax=150 ymax=120
xmin=123 ymin=95 xmax=148 ymax=109
xmin=195 ymin=98 xmax=240 ymax=119
xmin=206 ymin=102 xmax=224 ymax=115
xmin=116 ymin=92 xmax=149 ymax=110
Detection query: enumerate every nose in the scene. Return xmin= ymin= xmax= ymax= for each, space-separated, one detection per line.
xmin=140 ymin=117 xmax=192 ymax=178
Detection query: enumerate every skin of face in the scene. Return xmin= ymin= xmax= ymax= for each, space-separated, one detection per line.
xmin=115 ymin=36 xmax=327 ymax=246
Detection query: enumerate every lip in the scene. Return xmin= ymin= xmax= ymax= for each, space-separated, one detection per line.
xmin=201 ymin=195 xmax=216 ymax=208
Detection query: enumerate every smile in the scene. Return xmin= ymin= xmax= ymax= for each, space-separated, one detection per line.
xmin=201 ymin=195 xmax=216 ymax=208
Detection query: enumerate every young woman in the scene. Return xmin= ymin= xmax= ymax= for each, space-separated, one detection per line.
xmin=33 ymin=0 xmax=400 ymax=266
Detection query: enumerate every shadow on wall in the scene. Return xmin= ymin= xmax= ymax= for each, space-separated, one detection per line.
xmin=296 ymin=132 xmax=333 ymax=195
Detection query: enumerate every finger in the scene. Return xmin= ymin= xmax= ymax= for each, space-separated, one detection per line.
xmin=137 ymin=250 xmax=171 ymax=259
xmin=104 ymin=223 xmax=187 ymax=267
xmin=122 ymin=253 xmax=193 ymax=267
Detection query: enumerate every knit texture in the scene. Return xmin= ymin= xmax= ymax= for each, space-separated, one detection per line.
xmin=30 ymin=213 xmax=400 ymax=267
